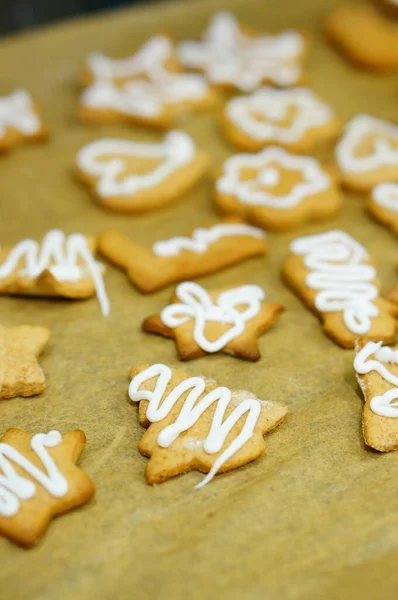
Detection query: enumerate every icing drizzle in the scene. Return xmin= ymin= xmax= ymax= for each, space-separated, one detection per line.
xmin=226 ymin=87 xmax=334 ymax=143
xmin=291 ymin=230 xmax=379 ymax=334
xmin=354 ymin=341 xmax=398 ymax=418
xmin=152 ymin=223 xmax=265 ymax=257
xmin=76 ymin=131 xmax=196 ymax=198
xmin=372 ymin=182 xmax=398 ymax=212
xmin=336 ymin=115 xmax=398 ymax=174
xmin=129 ymin=363 xmax=262 ymax=488
xmin=160 ymin=282 xmax=265 ymax=352
xmin=0 ymin=229 xmax=109 ymax=316
xmin=0 ymin=90 xmax=41 ymax=137
xmin=0 ymin=431 xmax=68 ymax=517
xmin=216 ymin=146 xmax=330 ymax=208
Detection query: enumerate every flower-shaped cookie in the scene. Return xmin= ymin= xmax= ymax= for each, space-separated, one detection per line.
xmin=368 ymin=182 xmax=398 ymax=236
xmin=215 ymin=147 xmax=341 ymax=230
xmin=0 ymin=90 xmax=47 ymax=152
xmin=336 ymin=115 xmax=398 ymax=191
xmin=221 ymin=87 xmax=341 ymax=153
xmin=76 ymin=131 xmax=208 ymax=213
xmin=178 ymin=11 xmax=306 ymax=92
xmin=79 ymin=36 xmax=218 ymax=128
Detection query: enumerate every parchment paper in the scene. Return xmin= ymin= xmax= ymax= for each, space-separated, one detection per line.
xmin=0 ymin=0 xmax=397 ymax=598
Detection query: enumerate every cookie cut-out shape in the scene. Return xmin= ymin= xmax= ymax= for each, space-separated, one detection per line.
xmin=0 ymin=429 xmax=95 ymax=547
xmin=0 ymin=229 xmax=109 ymax=316
xmin=143 ymin=281 xmax=284 ymax=361
xmin=355 ymin=340 xmax=398 ymax=452
xmin=283 ymin=230 xmax=397 ymax=348
xmin=178 ymin=11 xmax=306 ymax=92
xmin=0 ymin=325 xmax=50 ymax=399
xmin=324 ymin=4 xmax=398 ymax=72
xmin=76 ymin=131 xmax=208 ymax=213
xmin=98 ymin=220 xmax=267 ymax=293
xmin=336 ymin=115 xmax=398 ymax=191
xmin=367 ymin=182 xmax=398 ymax=236
xmin=221 ymin=87 xmax=341 ymax=153
xmin=0 ymin=90 xmax=47 ymax=152
xmin=79 ymin=36 xmax=218 ymax=128
xmin=129 ymin=363 xmax=287 ymax=487
xmin=387 ymin=283 xmax=398 ymax=307
xmin=215 ymin=146 xmax=341 ymax=231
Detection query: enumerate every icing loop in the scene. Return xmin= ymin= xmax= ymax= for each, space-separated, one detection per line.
xmin=372 ymin=182 xmax=398 ymax=212
xmin=0 ymin=431 xmax=68 ymax=517
xmin=354 ymin=341 xmax=398 ymax=418
xmin=152 ymin=223 xmax=265 ymax=257
xmin=76 ymin=132 xmax=196 ymax=198
xmin=217 ymin=147 xmax=330 ymax=208
xmin=336 ymin=115 xmax=398 ymax=174
xmin=226 ymin=87 xmax=334 ymax=143
xmin=0 ymin=230 xmax=109 ymax=316
xmin=129 ymin=363 xmax=262 ymax=488
xmin=291 ymin=231 xmax=379 ymax=334
xmin=0 ymin=90 xmax=41 ymax=136
xmin=161 ymin=282 xmax=265 ymax=352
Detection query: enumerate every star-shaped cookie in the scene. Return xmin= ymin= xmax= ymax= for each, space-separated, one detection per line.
xmin=0 ymin=325 xmax=50 ymax=399
xmin=0 ymin=89 xmax=47 ymax=153
xmin=143 ymin=281 xmax=284 ymax=361
xmin=0 ymin=429 xmax=95 ymax=547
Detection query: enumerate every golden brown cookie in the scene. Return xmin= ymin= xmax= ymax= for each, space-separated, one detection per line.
xmin=335 ymin=115 xmax=398 ymax=192
xmin=0 ymin=429 xmax=95 ymax=547
xmin=367 ymin=182 xmax=398 ymax=235
xmin=178 ymin=11 xmax=307 ymax=92
xmin=0 ymin=229 xmax=109 ymax=316
xmin=354 ymin=339 xmax=398 ymax=451
xmin=220 ymin=87 xmax=341 ymax=154
xmin=283 ymin=230 xmax=397 ymax=348
xmin=387 ymin=283 xmax=398 ymax=306
xmin=214 ymin=147 xmax=342 ymax=231
xmin=98 ymin=220 xmax=267 ymax=293
xmin=143 ymin=281 xmax=284 ymax=361
xmin=76 ymin=131 xmax=208 ymax=213
xmin=324 ymin=4 xmax=398 ymax=71
xmin=128 ymin=363 xmax=287 ymax=487
xmin=78 ymin=35 xmax=219 ymax=129
xmin=0 ymin=325 xmax=50 ymax=399
xmin=0 ymin=90 xmax=47 ymax=153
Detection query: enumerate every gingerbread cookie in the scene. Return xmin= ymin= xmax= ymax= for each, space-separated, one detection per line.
xmin=0 ymin=429 xmax=95 ymax=547
xmin=143 ymin=281 xmax=284 ymax=361
xmin=354 ymin=340 xmax=398 ymax=451
xmin=324 ymin=4 xmax=398 ymax=72
xmin=335 ymin=115 xmax=398 ymax=192
xmin=178 ymin=11 xmax=307 ymax=92
xmin=220 ymin=87 xmax=341 ymax=153
xmin=0 ymin=325 xmax=50 ymax=399
xmin=0 ymin=90 xmax=47 ymax=152
xmin=129 ymin=363 xmax=287 ymax=487
xmin=387 ymin=284 xmax=398 ymax=306
xmin=98 ymin=220 xmax=267 ymax=293
xmin=283 ymin=230 xmax=397 ymax=348
xmin=215 ymin=147 xmax=341 ymax=231
xmin=79 ymin=36 xmax=218 ymax=129
xmin=76 ymin=132 xmax=208 ymax=213
xmin=0 ymin=229 xmax=109 ymax=316
xmin=367 ymin=182 xmax=398 ymax=235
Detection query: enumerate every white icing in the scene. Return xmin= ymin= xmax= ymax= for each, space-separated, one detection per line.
xmin=216 ymin=146 xmax=330 ymax=208
xmin=160 ymin=282 xmax=265 ymax=352
xmin=76 ymin=131 xmax=196 ymax=198
xmin=0 ymin=229 xmax=109 ymax=316
xmin=226 ymin=87 xmax=334 ymax=143
xmin=0 ymin=431 xmax=68 ymax=517
xmin=0 ymin=90 xmax=41 ymax=137
xmin=336 ymin=115 xmax=398 ymax=174
xmin=178 ymin=12 xmax=304 ymax=91
xmin=152 ymin=223 xmax=265 ymax=257
xmin=354 ymin=341 xmax=398 ymax=418
xmin=372 ymin=182 xmax=398 ymax=212
xmin=291 ymin=230 xmax=379 ymax=334
xmin=129 ymin=363 xmax=262 ymax=488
